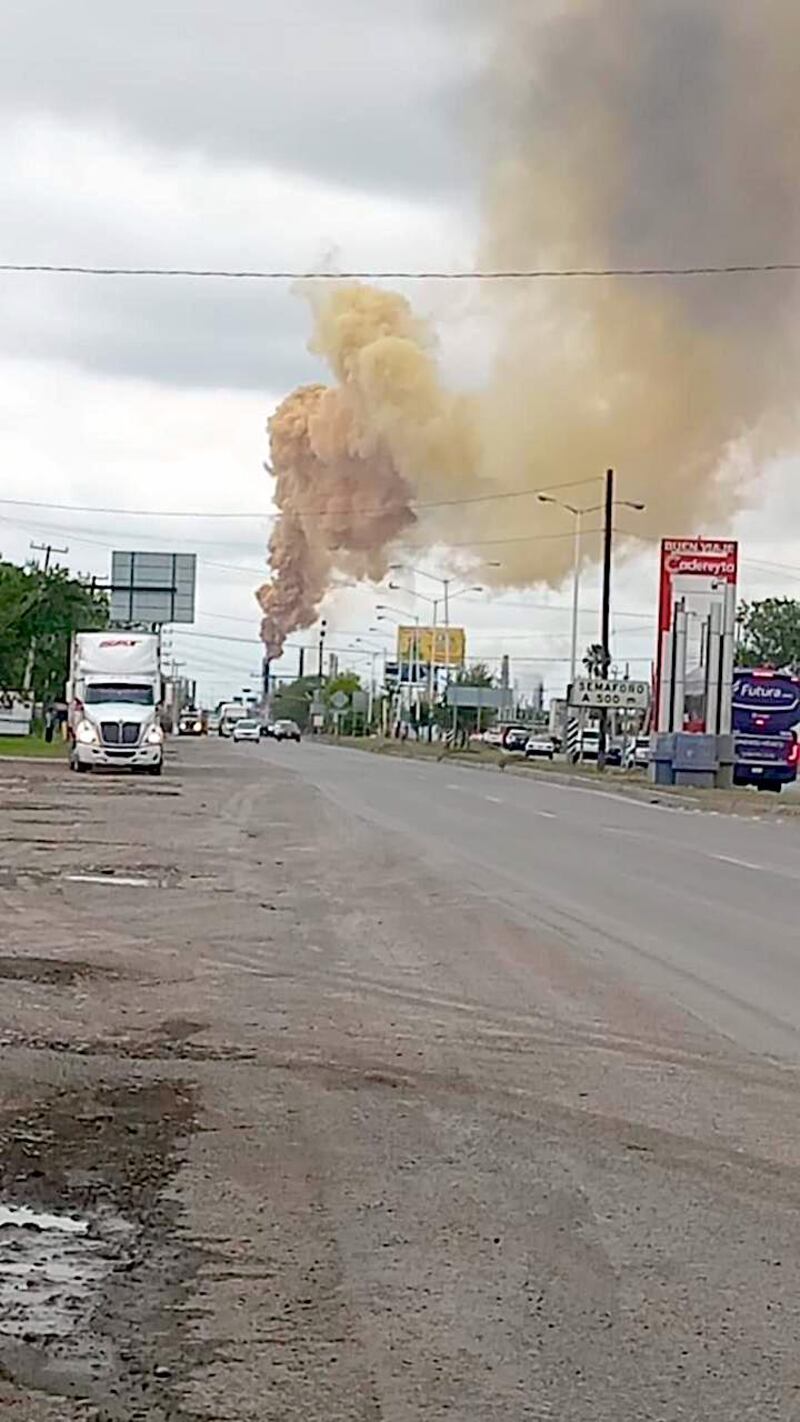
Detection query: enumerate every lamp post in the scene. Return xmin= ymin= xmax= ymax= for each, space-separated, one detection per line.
xmin=386 ymin=580 xmax=484 ymax=683
xmin=376 ymin=605 xmax=420 ymax=721
xmin=537 ymin=491 xmax=645 ymax=690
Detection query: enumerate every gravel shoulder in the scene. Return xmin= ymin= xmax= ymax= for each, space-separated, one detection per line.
xmin=2 ymin=741 xmax=800 ymax=1419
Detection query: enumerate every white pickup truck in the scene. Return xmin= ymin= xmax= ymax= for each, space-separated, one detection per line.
xmin=67 ymin=632 xmax=164 ymax=775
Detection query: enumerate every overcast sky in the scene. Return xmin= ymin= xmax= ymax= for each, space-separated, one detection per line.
xmin=1 ymin=1 xmax=797 ymax=702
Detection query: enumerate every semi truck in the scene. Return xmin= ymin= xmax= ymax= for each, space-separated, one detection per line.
xmin=67 ymin=632 xmax=164 ymax=775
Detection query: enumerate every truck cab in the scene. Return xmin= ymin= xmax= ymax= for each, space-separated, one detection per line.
xmin=68 ymin=633 xmax=164 ymax=775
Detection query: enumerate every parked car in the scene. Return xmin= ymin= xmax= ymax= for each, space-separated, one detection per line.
xmin=503 ymin=726 xmax=531 ymax=753
xmin=272 ymin=718 xmax=301 ymax=743
xmin=576 ymin=729 xmax=600 ymax=762
xmin=231 ymin=718 xmax=261 ymax=743
xmin=525 ymin=733 xmax=555 ymax=760
xmin=625 ymin=734 xmax=652 ymax=770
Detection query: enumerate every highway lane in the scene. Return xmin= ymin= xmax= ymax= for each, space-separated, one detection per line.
xmin=258 ymin=740 xmax=800 ymax=1059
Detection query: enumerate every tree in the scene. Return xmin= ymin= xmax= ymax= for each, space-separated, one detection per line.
xmin=325 ymin=671 xmax=362 ymax=703
xmin=737 ymin=598 xmax=800 ymax=672
xmin=453 ymin=662 xmax=494 ymax=686
xmin=269 ymin=674 xmax=319 ymax=729
xmin=582 ymin=643 xmax=606 ymax=676
xmin=0 ymin=561 xmax=108 ymax=702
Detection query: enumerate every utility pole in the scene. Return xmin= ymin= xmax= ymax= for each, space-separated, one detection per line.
xmin=597 ymin=469 xmax=614 ymax=772
xmin=23 ymin=541 xmax=70 ymax=700
xmin=30 ymin=540 xmax=68 ymax=573
xmin=318 ymin=619 xmax=327 ymax=683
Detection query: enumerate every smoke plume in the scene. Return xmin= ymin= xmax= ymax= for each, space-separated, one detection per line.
xmin=258 ymin=0 xmax=800 ymax=654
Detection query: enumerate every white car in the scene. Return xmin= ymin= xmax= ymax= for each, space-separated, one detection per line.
xmin=232 ymin=718 xmax=261 ymax=743
xmin=625 ymin=734 xmax=651 ymax=770
xmin=525 ymin=733 xmax=555 ymax=760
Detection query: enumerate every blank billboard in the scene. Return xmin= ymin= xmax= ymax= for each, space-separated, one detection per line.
xmin=110 ymin=551 xmax=197 ymax=626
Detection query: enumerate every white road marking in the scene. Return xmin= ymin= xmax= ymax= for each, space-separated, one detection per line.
xmin=534 ymin=810 xmax=557 ymax=819
xmin=712 ymin=854 xmax=800 ymax=882
xmin=64 ymin=874 xmax=151 ymax=888
xmin=713 ymin=854 xmax=770 ymax=873
xmin=485 ymin=795 xmax=503 ymax=804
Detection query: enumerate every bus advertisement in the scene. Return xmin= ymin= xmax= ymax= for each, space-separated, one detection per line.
xmin=732 ymin=669 xmax=800 ymax=792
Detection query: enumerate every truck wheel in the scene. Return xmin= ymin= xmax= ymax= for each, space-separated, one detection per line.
xmin=70 ymin=754 xmax=87 ymax=773
xmin=147 ymin=763 xmax=163 ymax=777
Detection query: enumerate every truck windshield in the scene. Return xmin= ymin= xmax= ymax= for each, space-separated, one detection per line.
xmin=84 ymin=684 xmax=154 ymax=706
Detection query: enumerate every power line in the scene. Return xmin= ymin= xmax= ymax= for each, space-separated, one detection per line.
xmin=0 ymin=476 xmax=600 ymax=522
xmin=2 ymin=262 xmax=800 ymax=281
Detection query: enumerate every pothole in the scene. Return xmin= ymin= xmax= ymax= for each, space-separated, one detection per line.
xmin=0 ymin=1204 xmax=113 ymax=1342
xmin=0 ymin=957 xmax=112 ymax=985
xmin=0 ymin=1081 xmax=197 ymax=1410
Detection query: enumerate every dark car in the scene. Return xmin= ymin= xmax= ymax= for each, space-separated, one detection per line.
xmin=503 ymin=726 xmax=531 ymax=753
xmin=273 ymin=719 xmax=301 ymax=743
xmin=178 ymin=710 xmax=205 ymax=736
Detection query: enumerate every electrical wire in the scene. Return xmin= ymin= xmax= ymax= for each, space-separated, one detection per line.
xmin=0 ymin=475 xmax=601 ymax=522
xmin=2 ymin=262 xmax=800 ymax=281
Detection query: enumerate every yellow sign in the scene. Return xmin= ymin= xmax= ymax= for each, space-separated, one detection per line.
xmin=397 ymin=625 xmax=466 ymax=667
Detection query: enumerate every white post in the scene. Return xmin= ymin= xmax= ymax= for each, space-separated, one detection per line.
xmin=569 ymin=511 xmax=582 ymax=688
xmin=367 ymin=653 xmax=375 ymax=730
xmin=658 ymin=629 xmax=674 ymax=733
xmin=719 ymin=583 xmax=736 ymax=736
xmin=673 ymin=607 xmax=688 ymax=734
xmin=443 ymin=579 xmax=451 ymax=680
xmin=705 ymin=601 xmax=722 ymax=734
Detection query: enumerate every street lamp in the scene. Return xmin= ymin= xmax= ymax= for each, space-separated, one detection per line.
xmin=376 ymin=605 xmax=421 ymax=692
xmin=537 ymin=493 xmax=645 ymax=686
xmin=386 ymin=581 xmax=483 ymax=687
xmin=388 ymin=564 xmax=499 ymax=676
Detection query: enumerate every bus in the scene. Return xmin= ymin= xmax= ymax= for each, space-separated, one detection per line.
xmin=733 ymin=669 xmax=800 ymax=792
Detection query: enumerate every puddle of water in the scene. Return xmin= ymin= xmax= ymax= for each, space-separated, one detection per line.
xmin=0 ymin=1204 xmax=111 ymax=1339
xmin=0 ymin=1204 xmax=87 ymax=1233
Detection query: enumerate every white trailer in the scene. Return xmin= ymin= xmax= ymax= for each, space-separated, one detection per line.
xmin=67 ymin=632 xmax=164 ymax=775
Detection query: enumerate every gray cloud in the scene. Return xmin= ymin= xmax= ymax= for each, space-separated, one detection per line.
xmin=2 ymin=271 xmax=319 ymax=392
xmin=0 ymin=0 xmax=477 ymax=197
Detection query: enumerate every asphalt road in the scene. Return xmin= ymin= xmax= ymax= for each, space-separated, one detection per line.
xmin=265 ymin=739 xmax=800 ymax=1059
xmin=4 ymin=740 xmax=800 ymax=1420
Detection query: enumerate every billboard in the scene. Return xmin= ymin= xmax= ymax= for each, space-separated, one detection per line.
xmin=110 ymin=552 xmax=197 ymax=626
xmin=657 ymin=539 xmax=738 ymax=636
xmin=446 ymin=684 xmax=513 ymax=712
xmin=655 ymin=538 xmax=738 ymax=730
xmin=397 ymin=625 xmax=466 ymax=667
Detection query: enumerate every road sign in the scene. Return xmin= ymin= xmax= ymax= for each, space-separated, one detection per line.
xmin=330 ymin=690 xmax=349 ymax=711
xmin=445 ymin=685 xmax=514 ymax=712
xmin=570 ymin=679 xmax=650 ymax=710
xmin=110 ymin=551 xmax=197 ymax=626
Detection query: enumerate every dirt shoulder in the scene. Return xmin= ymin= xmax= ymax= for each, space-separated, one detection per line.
xmin=3 ymin=743 xmax=800 ymax=1419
